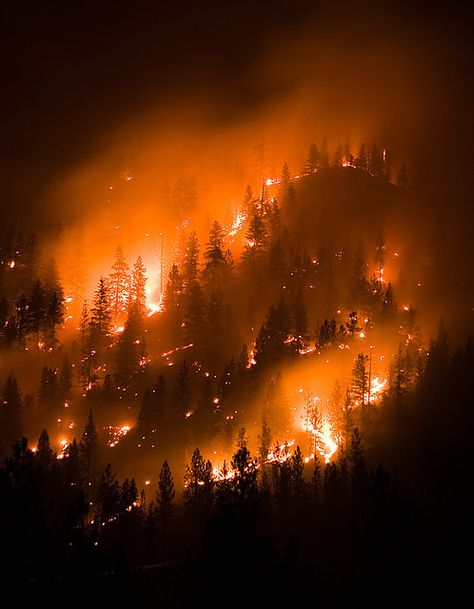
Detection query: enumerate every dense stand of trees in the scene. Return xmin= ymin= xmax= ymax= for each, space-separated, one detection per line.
xmin=0 ymin=336 xmax=472 ymax=605
xmin=0 ymin=144 xmax=465 ymax=606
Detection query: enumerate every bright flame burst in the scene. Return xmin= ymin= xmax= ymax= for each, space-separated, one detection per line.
xmin=104 ymin=425 xmax=131 ymax=448
xmin=303 ymin=416 xmax=338 ymax=464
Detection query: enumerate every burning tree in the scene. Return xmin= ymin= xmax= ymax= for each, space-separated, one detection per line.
xmin=109 ymin=245 xmax=130 ymax=318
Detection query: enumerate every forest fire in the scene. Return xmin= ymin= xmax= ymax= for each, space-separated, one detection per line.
xmin=104 ymin=425 xmax=132 ymax=448
xmin=1 ymin=2 xmax=470 ymax=603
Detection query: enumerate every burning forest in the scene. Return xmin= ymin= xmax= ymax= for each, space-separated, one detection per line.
xmin=1 ymin=2 xmax=473 ymax=607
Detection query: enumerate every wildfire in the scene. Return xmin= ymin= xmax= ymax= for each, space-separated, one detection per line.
xmin=228 ymin=210 xmax=247 ymax=237
xmin=56 ymin=438 xmax=69 ymax=460
xmin=104 ymin=425 xmax=131 ymax=448
xmin=369 ymin=376 xmax=387 ymax=402
xmin=303 ymin=416 xmax=338 ymax=463
xmin=147 ymin=293 xmax=164 ymax=317
xmin=265 ymin=439 xmax=295 ymax=464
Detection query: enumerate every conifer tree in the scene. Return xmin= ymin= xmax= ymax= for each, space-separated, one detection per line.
xmin=115 ymin=302 xmax=146 ymax=389
xmin=131 ymin=255 xmax=147 ymax=315
xmin=202 ymin=221 xmax=231 ymax=295
xmin=29 ymin=280 xmax=46 ymax=343
xmin=89 ymin=277 xmax=112 ymax=356
xmin=37 ymin=429 xmax=55 ymax=467
xmin=109 ymin=245 xmax=130 ymax=317
xmin=157 ymin=460 xmax=176 ymax=525
xmin=303 ymin=143 xmax=320 ymax=174
xmin=241 ymin=211 xmax=268 ymax=269
xmin=352 ymin=353 xmax=369 ymax=418
xmin=96 ymin=463 xmax=121 ymax=523
xmin=183 ymin=231 xmax=199 ymax=286
xmin=183 ymin=447 xmax=214 ymax=517
xmin=45 ymin=290 xmax=64 ymax=349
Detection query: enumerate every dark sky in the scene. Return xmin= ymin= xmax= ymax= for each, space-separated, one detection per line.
xmin=1 ymin=1 xmax=472 ymax=219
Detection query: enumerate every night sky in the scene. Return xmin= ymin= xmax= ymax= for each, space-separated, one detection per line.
xmin=2 ymin=1 xmax=472 ymax=212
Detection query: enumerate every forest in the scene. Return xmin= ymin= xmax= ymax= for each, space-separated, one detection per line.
xmin=1 ymin=138 xmax=472 ymax=607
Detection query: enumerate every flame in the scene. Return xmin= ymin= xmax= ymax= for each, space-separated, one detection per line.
xmin=303 ymin=416 xmax=338 ymax=463
xmin=265 ymin=439 xmax=295 ymax=464
xmin=104 ymin=424 xmax=131 ymax=448
xmin=228 ymin=210 xmax=247 ymax=237
xmin=369 ymin=376 xmax=387 ymax=402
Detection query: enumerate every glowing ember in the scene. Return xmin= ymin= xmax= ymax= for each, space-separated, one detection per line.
xmin=104 ymin=425 xmax=131 ymax=448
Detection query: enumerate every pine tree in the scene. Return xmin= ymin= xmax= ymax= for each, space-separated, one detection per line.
xmin=242 ymin=184 xmax=255 ymax=216
xmin=96 ymin=463 xmax=121 ymax=523
xmin=15 ymin=294 xmax=30 ymax=345
xmin=257 ymin=417 xmax=272 ymax=466
xmin=303 ymin=143 xmax=319 ymax=174
xmin=37 ymin=429 xmax=55 ymax=467
xmin=328 ymin=380 xmax=344 ymax=445
xmin=202 ymin=221 xmax=229 ymax=294
xmin=79 ymin=301 xmax=92 ymax=389
xmin=352 ymin=353 xmax=369 ymax=418
xmin=290 ymin=445 xmax=306 ymax=504
xmin=349 ymin=245 xmax=370 ymax=312
xmin=163 ymin=263 xmax=184 ymax=338
xmin=115 ymin=302 xmax=146 ymax=389
xmin=241 ymin=211 xmax=268 ymax=270
xmin=29 ymin=280 xmax=46 ymax=343
xmin=230 ymin=445 xmax=259 ymax=508
xmin=121 ymin=477 xmax=139 ymax=513
xmin=109 ymin=246 xmax=130 ymax=317
xmin=89 ymin=278 xmax=112 ymax=356
xmin=131 ymin=255 xmax=147 ymax=314
xmin=45 ymin=290 xmax=64 ymax=349
xmin=157 ymin=460 xmax=175 ymax=525
xmin=183 ymin=447 xmax=214 ymax=517
xmin=348 ymin=427 xmax=367 ymax=499
xmin=38 ymin=366 xmax=58 ymax=409
xmin=183 ymin=280 xmax=206 ymax=346
xmin=255 ymin=295 xmax=291 ymax=367
xmin=183 ymin=231 xmax=199 ymax=286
